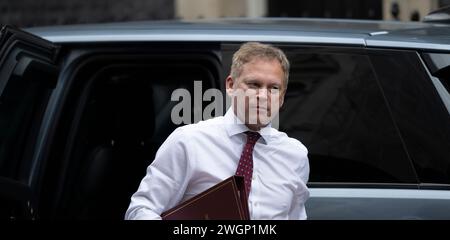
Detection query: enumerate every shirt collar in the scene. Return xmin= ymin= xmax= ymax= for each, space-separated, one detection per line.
xmin=223 ymin=107 xmax=275 ymax=144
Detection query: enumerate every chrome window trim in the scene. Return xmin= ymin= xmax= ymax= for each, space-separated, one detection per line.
xmin=310 ymin=188 xmax=450 ymax=199
xmin=41 ymin=33 xmax=366 ymax=46
xmin=366 ymin=39 xmax=450 ymax=51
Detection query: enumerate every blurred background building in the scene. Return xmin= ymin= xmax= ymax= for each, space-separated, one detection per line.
xmin=0 ymin=0 xmax=175 ymax=27
xmin=1 ymin=0 xmax=450 ymax=28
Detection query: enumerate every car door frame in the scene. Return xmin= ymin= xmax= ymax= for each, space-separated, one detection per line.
xmin=0 ymin=25 xmax=60 ymax=219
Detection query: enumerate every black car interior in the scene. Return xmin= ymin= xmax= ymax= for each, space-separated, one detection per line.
xmin=41 ymin=52 xmax=221 ymax=219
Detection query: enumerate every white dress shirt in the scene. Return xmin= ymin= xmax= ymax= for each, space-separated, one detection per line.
xmin=125 ymin=108 xmax=310 ymax=220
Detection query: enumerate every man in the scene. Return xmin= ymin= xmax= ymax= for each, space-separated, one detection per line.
xmin=125 ymin=42 xmax=310 ymax=220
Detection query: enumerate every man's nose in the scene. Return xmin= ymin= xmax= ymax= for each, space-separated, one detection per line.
xmin=255 ymin=88 xmax=269 ymax=98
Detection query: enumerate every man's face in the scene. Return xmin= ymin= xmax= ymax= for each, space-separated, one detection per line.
xmin=226 ymin=58 xmax=286 ymax=130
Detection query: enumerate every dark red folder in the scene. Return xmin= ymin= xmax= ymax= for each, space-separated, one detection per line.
xmin=161 ymin=175 xmax=250 ymax=220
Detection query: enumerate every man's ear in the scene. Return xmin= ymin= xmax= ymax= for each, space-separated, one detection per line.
xmin=225 ymin=75 xmax=235 ymax=97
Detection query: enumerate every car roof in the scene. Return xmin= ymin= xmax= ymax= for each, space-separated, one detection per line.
xmin=26 ymin=18 xmax=450 ymax=50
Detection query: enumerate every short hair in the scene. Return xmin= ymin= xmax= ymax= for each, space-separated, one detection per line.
xmin=230 ymin=42 xmax=290 ymax=89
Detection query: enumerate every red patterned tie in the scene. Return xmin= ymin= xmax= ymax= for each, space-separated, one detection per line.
xmin=235 ymin=131 xmax=261 ymax=198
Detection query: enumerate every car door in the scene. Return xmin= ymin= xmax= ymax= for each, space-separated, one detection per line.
xmin=284 ymin=46 xmax=450 ymax=220
xmin=269 ymin=44 xmax=450 ymax=219
xmin=0 ymin=25 xmax=60 ymax=220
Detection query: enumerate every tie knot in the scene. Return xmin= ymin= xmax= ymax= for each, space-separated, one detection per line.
xmin=245 ymin=131 xmax=261 ymax=144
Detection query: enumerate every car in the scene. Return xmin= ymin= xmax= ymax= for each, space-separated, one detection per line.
xmin=1 ymin=8 xmax=449 ymax=220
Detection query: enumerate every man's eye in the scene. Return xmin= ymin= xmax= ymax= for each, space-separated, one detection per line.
xmin=247 ymin=83 xmax=258 ymax=88
xmin=270 ymin=86 xmax=280 ymax=91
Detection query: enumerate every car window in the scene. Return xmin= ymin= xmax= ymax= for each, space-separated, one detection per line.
xmin=279 ymin=47 xmax=418 ymax=184
xmin=370 ymin=49 xmax=450 ymax=185
xmin=0 ymin=75 xmax=51 ymax=180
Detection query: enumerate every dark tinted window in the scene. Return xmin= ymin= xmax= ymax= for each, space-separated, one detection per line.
xmin=0 ymin=76 xmax=51 ymax=180
xmin=370 ymin=49 xmax=450 ymax=184
xmin=279 ymin=47 xmax=418 ymax=184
